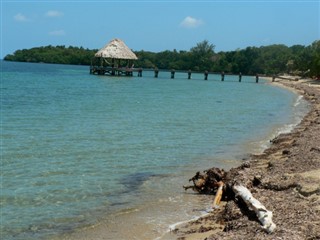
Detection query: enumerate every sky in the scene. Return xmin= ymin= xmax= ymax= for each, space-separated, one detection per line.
xmin=1 ymin=0 xmax=319 ymax=59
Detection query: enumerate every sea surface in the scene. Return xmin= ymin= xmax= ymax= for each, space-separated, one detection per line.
xmin=1 ymin=61 xmax=309 ymax=240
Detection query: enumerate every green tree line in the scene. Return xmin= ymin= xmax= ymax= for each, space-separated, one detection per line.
xmin=4 ymin=45 xmax=97 ymax=65
xmin=4 ymin=40 xmax=320 ymax=77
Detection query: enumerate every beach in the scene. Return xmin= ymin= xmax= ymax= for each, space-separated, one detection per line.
xmin=168 ymin=78 xmax=320 ymax=239
xmin=3 ymin=61 xmax=318 ymax=240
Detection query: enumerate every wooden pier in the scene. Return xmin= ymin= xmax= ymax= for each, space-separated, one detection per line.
xmin=90 ymin=66 xmax=260 ymax=83
xmin=90 ymin=65 xmax=259 ymax=83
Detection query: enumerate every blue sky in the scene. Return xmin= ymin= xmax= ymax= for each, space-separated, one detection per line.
xmin=1 ymin=0 xmax=319 ymax=59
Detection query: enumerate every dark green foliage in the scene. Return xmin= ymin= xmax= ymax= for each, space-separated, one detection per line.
xmin=4 ymin=45 xmax=97 ymax=65
xmin=190 ymin=40 xmax=215 ymax=71
xmin=4 ymin=40 xmax=320 ymax=77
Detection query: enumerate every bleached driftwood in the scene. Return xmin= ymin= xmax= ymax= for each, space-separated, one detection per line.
xmin=212 ymin=181 xmax=224 ymax=208
xmin=233 ymin=184 xmax=276 ymax=233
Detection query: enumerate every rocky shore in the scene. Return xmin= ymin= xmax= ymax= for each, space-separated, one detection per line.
xmin=170 ymin=78 xmax=320 ymax=240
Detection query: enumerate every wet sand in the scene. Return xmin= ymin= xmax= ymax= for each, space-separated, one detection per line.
xmin=167 ymin=78 xmax=320 ymax=240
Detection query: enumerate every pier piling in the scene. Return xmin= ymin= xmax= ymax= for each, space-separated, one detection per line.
xmin=188 ymin=70 xmax=192 ymax=79
xmin=171 ymin=69 xmax=175 ymax=79
xmin=204 ymin=70 xmax=208 ymax=80
xmin=154 ymin=68 xmax=159 ymax=78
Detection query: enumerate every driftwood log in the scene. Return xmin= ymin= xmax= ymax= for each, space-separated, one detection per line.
xmin=183 ymin=167 xmax=276 ymax=234
xmin=233 ymin=184 xmax=276 ymax=233
xmin=183 ymin=167 xmax=227 ymax=194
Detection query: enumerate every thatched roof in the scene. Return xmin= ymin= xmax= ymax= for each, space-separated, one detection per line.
xmin=94 ymin=38 xmax=138 ymax=60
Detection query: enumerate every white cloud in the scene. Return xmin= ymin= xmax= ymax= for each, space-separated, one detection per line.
xmin=46 ymin=10 xmax=63 ymax=17
xmin=180 ymin=16 xmax=203 ymax=28
xmin=14 ymin=13 xmax=30 ymax=22
xmin=48 ymin=30 xmax=66 ymax=36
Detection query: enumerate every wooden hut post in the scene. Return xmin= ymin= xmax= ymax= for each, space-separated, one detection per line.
xmin=117 ymin=59 xmax=121 ymax=76
xmin=111 ymin=58 xmax=115 ymax=76
xmin=125 ymin=60 xmax=131 ymax=76
xmin=98 ymin=57 xmax=103 ymax=75
xmin=90 ymin=59 xmax=93 ymax=74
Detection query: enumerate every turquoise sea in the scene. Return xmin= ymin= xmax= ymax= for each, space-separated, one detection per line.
xmin=1 ymin=61 xmax=308 ymax=239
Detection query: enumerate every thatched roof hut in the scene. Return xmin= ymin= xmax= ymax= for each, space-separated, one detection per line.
xmin=90 ymin=38 xmax=138 ymax=76
xmin=95 ymin=38 xmax=138 ymax=60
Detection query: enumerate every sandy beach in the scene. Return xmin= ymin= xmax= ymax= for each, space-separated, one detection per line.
xmin=167 ymin=78 xmax=320 ymax=240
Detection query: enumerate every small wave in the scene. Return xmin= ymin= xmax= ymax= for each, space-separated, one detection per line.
xmin=114 ymin=207 xmax=140 ymax=216
xmin=277 ymin=123 xmax=296 ymax=135
xmin=257 ymin=95 xmax=309 ymax=153
xmin=294 ymin=95 xmax=303 ymax=107
xmin=253 ymin=122 xmax=298 ymax=154
xmin=154 ymin=207 xmax=212 ymax=240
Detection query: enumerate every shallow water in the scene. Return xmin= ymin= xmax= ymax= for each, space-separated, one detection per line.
xmin=1 ymin=61 xmax=309 ymax=239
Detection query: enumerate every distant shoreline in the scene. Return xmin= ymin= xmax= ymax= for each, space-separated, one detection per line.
xmin=4 ymin=40 xmax=320 ymax=78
